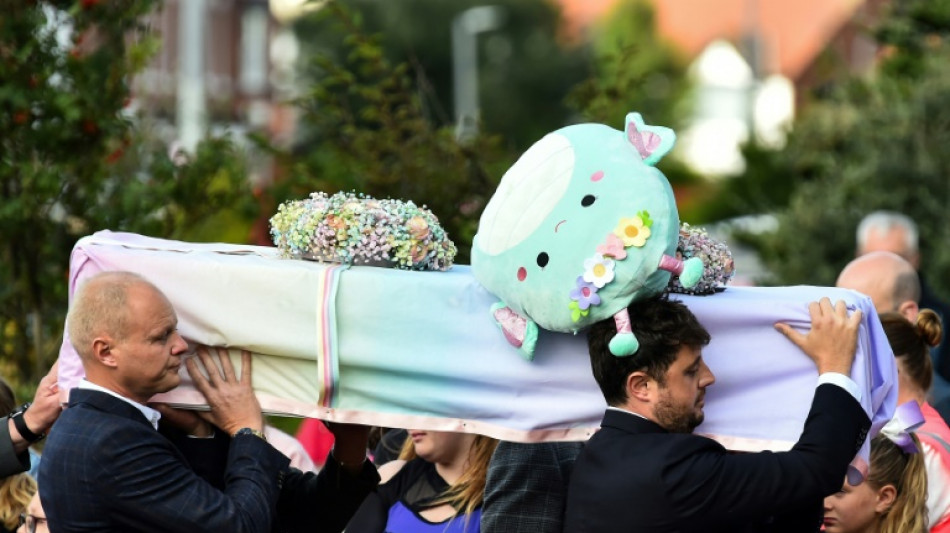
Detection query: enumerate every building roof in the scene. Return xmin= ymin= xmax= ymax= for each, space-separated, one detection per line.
xmin=559 ymin=0 xmax=867 ymax=79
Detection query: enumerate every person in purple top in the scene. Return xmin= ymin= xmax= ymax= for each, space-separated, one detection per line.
xmin=348 ymin=430 xmax=498 ymax=533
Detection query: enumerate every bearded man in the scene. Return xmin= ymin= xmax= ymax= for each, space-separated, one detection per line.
xmin=564 ymin=296 xmax=871 ymax=532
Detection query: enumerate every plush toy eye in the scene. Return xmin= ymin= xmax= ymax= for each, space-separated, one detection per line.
xmin=581 ymin=195 xmax=596 ymax=207
xmin=537 ymin=252 xmax=549 ymax=268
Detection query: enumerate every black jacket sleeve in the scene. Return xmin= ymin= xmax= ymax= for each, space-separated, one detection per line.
xmin=0 ymin=416 xmax=30 ymax=478
xmin=274 ymin=455 xmax=381 ymax=533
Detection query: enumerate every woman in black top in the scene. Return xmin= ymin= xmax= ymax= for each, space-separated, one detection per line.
xmin=347 ymin=430 xmax=497 ymax=533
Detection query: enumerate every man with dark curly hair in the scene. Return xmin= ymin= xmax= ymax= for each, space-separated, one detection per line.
xmin=564 ymin=295 xmax=871 ymax=532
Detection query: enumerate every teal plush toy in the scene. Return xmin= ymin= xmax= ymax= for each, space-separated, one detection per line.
xmin=471 ymin=113 xmax=702 ymax=360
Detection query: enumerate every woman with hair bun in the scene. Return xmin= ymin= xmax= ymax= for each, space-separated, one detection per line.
xmin=880 ymin=309 xmax=950 ymax=531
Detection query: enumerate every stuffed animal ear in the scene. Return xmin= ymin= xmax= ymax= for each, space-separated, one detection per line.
xmin=625 ymin=112 xmax=676 ymax=167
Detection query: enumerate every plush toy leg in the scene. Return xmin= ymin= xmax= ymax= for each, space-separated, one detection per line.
xmin=490 ymin=302 xmax=539 ymax=361
xmin=658 ymin=254 xmax=704 ymax=289
xmin=608 ymin=308 xmax=639 ymax=357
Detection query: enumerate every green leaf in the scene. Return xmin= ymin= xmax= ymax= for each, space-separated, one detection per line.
xmin=638 ymin=210 xmax=653 ymax=228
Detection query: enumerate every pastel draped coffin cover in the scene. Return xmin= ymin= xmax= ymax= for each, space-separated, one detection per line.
xmin=58 ymin=231 xmax=897 ymax=475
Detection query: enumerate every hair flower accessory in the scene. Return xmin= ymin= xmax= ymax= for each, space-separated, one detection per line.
xmin=270 ymin=191 xmax=457 ymax=271
xmin=880 ymin=401 xmax=925 ymax=453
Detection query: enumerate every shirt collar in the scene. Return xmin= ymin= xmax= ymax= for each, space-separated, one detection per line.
xmin=607 ymin=405 xmax=649 ymax=420
xmin=78 ymin=379 xmax=162 ymax=430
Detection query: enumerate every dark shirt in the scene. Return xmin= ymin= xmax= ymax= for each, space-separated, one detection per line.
xmin=922 ymin=276 xmax=950 ymax=379
xmin=347 ymin=458 xmax=479 ymax=533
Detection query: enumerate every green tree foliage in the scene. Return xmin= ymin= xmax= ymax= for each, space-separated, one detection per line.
xmin=292 ymin=0 xmax=589 ymax=149
xmin=0 ymin=1 xmax=253 ymax=383
xmin=874 ymin=0 xmax=950 ymax=79
xmin=742 ymin=0 xmax=950 ymax=289
xmin=567 ymin=0 xmax=691 ymax=131
xmin=565 ymin=0 xmax=704 ymax=218
xmin=269 ymin=3 xmax=513 ymax=262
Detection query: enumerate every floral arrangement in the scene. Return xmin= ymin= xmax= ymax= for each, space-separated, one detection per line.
xmin=568 ymin=210 xmax=654 ymax=322
xmin=667 ymin=223 xmax=735 ymax=295
xmin=270 ymin=191 xmax=457 ymax=271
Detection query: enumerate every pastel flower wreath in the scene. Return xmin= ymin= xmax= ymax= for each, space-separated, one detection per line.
xmin=270 ymin=191 xmax=457 ymax=271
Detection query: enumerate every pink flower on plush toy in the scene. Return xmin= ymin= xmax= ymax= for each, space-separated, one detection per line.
xmin=596 ymin=234 xmax=627 ymax=260
xmin=569 ymin=276 xmax=601 ymax=310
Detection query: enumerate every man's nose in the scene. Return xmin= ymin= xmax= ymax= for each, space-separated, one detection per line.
xmin=700 ymin=361 xmax=715 ymax=387
xmin=171 ymin=332 xmax=188 ymax=354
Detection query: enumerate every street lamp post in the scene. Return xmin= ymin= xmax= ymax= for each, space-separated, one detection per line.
xmin=452 ymin=6 xmax=503 ymax=142
xmin=177 ymin=0 xmax=207 ymax=152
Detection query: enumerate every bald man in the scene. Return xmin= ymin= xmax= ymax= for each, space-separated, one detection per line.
xmin=838 ymin=246 xmax=950 ymax=425
xmin=40 ymin=271 xmax=378 ymax=533
xmin=856 ymin=210 xmax=950 ymax=359
xmin=40 ymin=272 xmax=289 ymax=532
xmin=836 ymin=251 xmax=921 ymax=322
xmin=855 ymin=211 xmax=950 ymax=419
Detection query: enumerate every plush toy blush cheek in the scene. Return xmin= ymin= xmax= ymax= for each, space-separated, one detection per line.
xmin=517 ymin=267 xmax=527 ymax=282
xmin=591 ymin=170 xmax=604 ymax=182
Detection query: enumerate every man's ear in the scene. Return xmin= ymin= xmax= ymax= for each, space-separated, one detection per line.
xmin=874 ymin=484 xmax=897 ymax=514
xmin=92 ymin=336 xmax=119 ymax=368
xmin=625 ymin=371 xmax=654 ymax=403
xmin=897 ymin=299 xmax=919 ymax=323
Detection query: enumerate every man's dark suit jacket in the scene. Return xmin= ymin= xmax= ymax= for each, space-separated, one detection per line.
xmin=921 ymin=277 xmax=950 ymax=381
xmin=40 ymin=389 xmax=289 ymax=532
xmin=39 ymin=389 xmax=379 ymax=533
xmin=564 ymin=383 xmax=871 ymax=533
xmin=482 ymin=441 xmax=583 ymax=533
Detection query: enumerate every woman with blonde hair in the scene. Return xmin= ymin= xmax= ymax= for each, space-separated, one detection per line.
xmin=823 ymin=424 xmax=929 ymax=533
xmin=346 ymin=430 xmax=498 ymax=532
xmin=1 ymin=476 xmax=35 ymax=533
xmin=16 ymin=490 xmax=47 ymax=533
xmin=879 ymin=309 xmax=950 ymax=531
